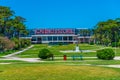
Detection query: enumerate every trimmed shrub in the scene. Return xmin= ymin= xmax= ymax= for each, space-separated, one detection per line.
xmin=38 ymin=48 xmax=53 ymax=59
xmin=96 ymin=48 xmax=115 ymax=60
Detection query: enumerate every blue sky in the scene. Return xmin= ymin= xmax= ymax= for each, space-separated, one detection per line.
xmin=0 ymin=0 xmax=120 ymax=29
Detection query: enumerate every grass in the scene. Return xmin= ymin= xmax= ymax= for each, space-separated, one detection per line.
xmin=0 ymin=44 xmax=120 ymax=80
xmin=17 ymin=44 xmax=108 ymax=58
xmin=0 ymin=50 xmax=18 ymax=57
xmin=43 ymin=59 xmax=120 ymax=65
xmin=0 ymin=46 xmax=31 ymax=57
xmin=114 ymin=47 xmax=120 ymax=56
xmin=0 ymin=62 xmax=120 ymax=80
xmin=16 ymin=44 xmax=120 ymax=58
xmin=0 ymin=60 xmax=26 ymax=63
xmin=86 ymin=60 xmax=120 ymax=65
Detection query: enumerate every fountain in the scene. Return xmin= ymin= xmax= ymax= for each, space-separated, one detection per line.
xmin=75 ymin=44 xmax=80 ymax=52
xmin=60 ymin=43 xmax=96 ymax=53
xmin=60 ymin=43 xmax=83 ymax=53
xmin=60 ymin=37 xmax=95 ymax=53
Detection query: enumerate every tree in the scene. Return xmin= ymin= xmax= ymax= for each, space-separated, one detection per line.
xmin=0 ymin=6 xmax=30 ymax=51
xmin=12 ymin=16 xmax=28 ymax=37
xmin=0 ymin=6 xmax=28 ymax=39
xmin=0 ymin=6 xmax=14 ymax=36
xmin=94 ymin=19 xmax=120 ymax=46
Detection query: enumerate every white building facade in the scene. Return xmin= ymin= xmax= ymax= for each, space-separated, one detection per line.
xmin=21 ymin=28 xmax=93 ymax=44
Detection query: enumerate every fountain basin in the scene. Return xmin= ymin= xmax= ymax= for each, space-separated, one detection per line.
xmin=75 ymin=46 xmax=80 ymax=52
xmin=60 ymin=50 xmax=96 ymax=53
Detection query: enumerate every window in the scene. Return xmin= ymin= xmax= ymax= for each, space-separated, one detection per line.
xmin=31 ymin=37 xmax=36 ymax=41
xmin=58 ymin=36 xmax=62 ymax=40
xmin=48 ymin=36 xmax=52 ymax=41
xmin=42 ymin=36 xmax=47 ymax=41
xmin=69 ymin=36 xmax=73 ymax=40
xmin=63 ymin=36 xmax=67 ymax=41
xmin=53 ymin=36 xmax=57 ymax=41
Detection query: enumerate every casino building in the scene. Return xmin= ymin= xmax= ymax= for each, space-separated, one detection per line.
xmin=21 ymin=28 xmax=93 ymax=44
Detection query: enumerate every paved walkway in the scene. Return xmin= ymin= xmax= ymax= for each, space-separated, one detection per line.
xmin=98 ymin=65 xmax=120 ymax=68
xmin=1 ymin=45 xmax=41 ymax=62
xmin=3 ymin=45 xmax=34 ymax=58
xmin=1 ymin=57 xmax=41 ymax=62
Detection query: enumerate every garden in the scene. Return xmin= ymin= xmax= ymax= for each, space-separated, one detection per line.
xmin=0 ymin=44 xmax=120 ymax=80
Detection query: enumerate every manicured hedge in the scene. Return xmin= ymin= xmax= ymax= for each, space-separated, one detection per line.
xmin=38 ymin=48 xmax=53 ymax=59
xmin=96 ymin=48 xmax=115 ymax=60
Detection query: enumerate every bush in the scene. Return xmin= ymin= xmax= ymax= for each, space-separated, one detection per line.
xmin=111 ymin=42 xmax=119 ymax=47
xmin=11 ymin=38 xmax=31 ymax=50
xmin=11 ymin=38 xmax=19 ymax=50
xmin=38 ymin=48 xmax=53 ymax=59
xmin=24 ymin=39 xmax=31 ymax=46
xmin=0 ymin=36 xmax=15 ymax=52
xmin=90 ymin=42 xmax=94 ymax=45
xmin=20 ymin=39 xmax=31 ymax=48
xmin=96 ymin=48 xmax=115 ymax=60
xmin=118 ymin=40 xmax=120 ymax=47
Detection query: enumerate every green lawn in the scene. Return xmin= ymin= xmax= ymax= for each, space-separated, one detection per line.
xmin=17 ymin=44 xmax=120 ymax=58
xmin=17 ymin=44 xmax=110 ymax=58
xmin=0 ymin=62 xmax=120 ymax=80
xmin=0 ymin=50 xmax=18 ymax=57
xmin=0 ymin=44 xmax=120 ymax=80
xmin=113 ymin=47 xmax=120 ymax=56
xmin=0 ymin=60 xmax=26 ymax=63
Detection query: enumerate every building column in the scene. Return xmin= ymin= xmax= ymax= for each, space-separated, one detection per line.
xmin=52 ymin=36 xmax=53 ymax=42
xmin=36 ymin=36 xmax=38 ymax=43
xmin=67 ymin=36 xmax=69 ymax=42
xmin=46 ymin=36 xmax=48 ymax=42
xmin=62 ymin=36 xmax=63 ymax=42
xmin=57 ymin=36 xmax=59 ymax=42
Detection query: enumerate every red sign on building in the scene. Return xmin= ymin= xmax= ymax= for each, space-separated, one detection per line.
xmin=35 ymin=29 xmax=75 ymax=34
